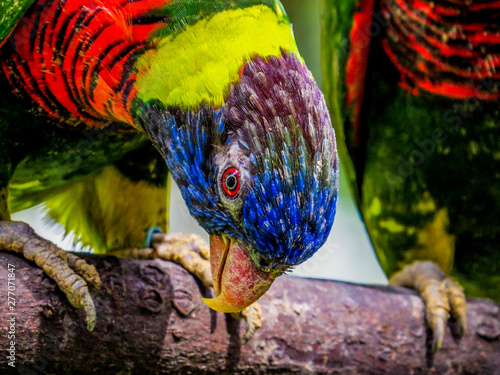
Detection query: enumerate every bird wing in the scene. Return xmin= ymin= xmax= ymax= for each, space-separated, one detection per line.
xmin=10 ymin=136 xmax=169 ymax=253
xmin=321 ymin=0 xmax=375 ymax=206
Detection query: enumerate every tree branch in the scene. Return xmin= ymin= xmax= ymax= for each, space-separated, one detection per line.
xmin=0 ymin=251 xmax=499 ymax=374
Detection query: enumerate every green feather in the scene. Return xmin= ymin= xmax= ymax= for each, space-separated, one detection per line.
xmin=0 ymin=0 xmax=35 ymax=46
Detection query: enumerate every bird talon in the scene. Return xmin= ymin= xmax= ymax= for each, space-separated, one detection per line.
xmin=66 ymin=253 xmax=101 ymax=289
xmin=454 ymin=317 xmax=466 ymax=338
xmin=390 ymin=261 xmax=467 ymax=351
xmin=444 ymin=278 xmax=467 ymax=337
xmin=431 ymin=316 xmax=445 ymax=352
xmin=231 ymin=303 xmax=263 ymax=344
xmin=82 ymin=294 xmax=97 ymax=331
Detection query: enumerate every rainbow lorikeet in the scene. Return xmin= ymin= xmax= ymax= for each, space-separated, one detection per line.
xmin=321 ymin=0 xmax=499 ymax=350
xmin=0 ymin=0 xmax=339 ymax=330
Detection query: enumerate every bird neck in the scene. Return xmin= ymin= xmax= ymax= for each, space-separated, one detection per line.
xmin=132 ymin=2 xmax=299 ymax=112
xmin=2 ymin=0 xmax=300 ymax=132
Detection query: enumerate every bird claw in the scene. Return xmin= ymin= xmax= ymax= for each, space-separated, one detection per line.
xmin=231 ymin=303 xmax=263 ymax=344
xmin=0 ymin=221 xmax=101 ymax=330
xmin=389 ymin=261 xmax=467 ymax=351
xmin=430 ymin=311 xmax=446 ymax=352
xmin=82 ymin=293 xmax=97 ymax=331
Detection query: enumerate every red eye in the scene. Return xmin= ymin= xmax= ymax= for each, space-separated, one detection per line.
xmin=222 ymin=167 xmax=240 ymax=197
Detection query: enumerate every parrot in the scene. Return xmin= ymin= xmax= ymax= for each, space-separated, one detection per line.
xmin=321 ymin=0 xmax=499 ymax=350
xmin=0 ymin=0 xmax=339 ymax=331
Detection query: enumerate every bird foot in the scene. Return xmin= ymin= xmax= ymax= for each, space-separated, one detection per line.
xmin=112 ymin=232 xmax=212 ymax=286
xmin=389 ymin=261 xmax=467 ymax=351
xmin=231 ymin=303 xmax=263 ymax=344
xmin=148 ymin=232 xmax=213 ymax=288
xmin=0 ymin=221 xmax=101 ymax=330
xmin=128 ymin=231 xmax=262 ymax=343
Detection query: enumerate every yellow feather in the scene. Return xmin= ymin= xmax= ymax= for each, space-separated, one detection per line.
xmin=42 ymin=166 xmax=167 ymax=253
xmin=135 ymin=4 xmax=300 ymax=108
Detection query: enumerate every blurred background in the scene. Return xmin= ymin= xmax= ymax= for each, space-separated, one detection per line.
xmin=12 ymin=0 xmax=387 ymax=286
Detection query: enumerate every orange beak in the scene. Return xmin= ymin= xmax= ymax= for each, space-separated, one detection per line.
xmin=202 ymin=234 xmax=275 ymax=313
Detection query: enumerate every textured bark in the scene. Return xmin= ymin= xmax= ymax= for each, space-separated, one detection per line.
xmin=0 ymin=251 xmax=499 ymax=375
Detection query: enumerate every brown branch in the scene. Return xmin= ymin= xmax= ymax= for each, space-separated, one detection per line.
xmin=0 ymin=250 xmax=499 ymax=374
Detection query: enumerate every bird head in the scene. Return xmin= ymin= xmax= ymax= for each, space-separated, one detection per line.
xmin=136 ymin=51 xmax=338 ymax=312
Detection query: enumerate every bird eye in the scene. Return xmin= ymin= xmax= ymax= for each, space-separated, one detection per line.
xmin=222 ymin=167 xmax=240 ymax=197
